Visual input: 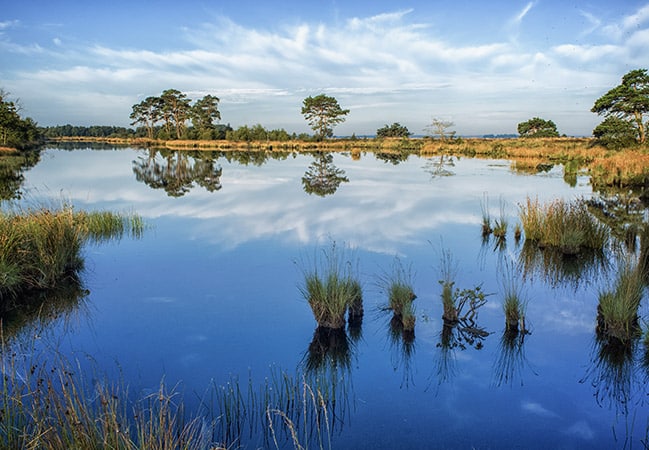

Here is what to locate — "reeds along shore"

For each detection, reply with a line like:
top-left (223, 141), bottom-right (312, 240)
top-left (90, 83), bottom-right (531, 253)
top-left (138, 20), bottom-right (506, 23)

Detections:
top-left (46, 136), bottom-right (649, 188)
top-left (0, 206), bottom-right (144, 312)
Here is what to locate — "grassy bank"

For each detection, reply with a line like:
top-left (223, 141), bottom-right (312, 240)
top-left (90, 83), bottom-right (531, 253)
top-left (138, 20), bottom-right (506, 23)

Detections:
top-left (0, 205), bottom-right (144, 313)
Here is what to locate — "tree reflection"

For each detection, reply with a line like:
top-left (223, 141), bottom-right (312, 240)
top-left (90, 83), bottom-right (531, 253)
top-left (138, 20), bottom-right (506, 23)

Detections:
top-left (132, 149), bottom-right (222, 197)
top-left (301, 153), bottom-right (349, 196)
top-left (422, 155), bottom-right (455, 178)
top-left (0, 150), bottom-right (40, 201)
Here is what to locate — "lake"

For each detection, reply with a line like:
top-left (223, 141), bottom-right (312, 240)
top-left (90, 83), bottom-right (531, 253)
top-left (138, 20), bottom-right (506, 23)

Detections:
top-left (4, 145), bottom-right (649, 449)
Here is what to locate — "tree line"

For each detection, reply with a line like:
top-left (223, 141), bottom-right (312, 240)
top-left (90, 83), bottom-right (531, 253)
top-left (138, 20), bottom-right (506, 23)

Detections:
top-left (2, 68), bottom-right (649, 149)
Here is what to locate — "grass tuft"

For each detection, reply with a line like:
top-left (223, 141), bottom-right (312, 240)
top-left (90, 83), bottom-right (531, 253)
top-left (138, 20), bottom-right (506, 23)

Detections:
top-left (299, 242), bottom-right (361, 329)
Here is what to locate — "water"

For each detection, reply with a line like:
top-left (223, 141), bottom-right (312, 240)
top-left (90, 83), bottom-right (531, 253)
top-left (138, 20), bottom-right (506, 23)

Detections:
top-left (5, 146), bottom-right (649, 449)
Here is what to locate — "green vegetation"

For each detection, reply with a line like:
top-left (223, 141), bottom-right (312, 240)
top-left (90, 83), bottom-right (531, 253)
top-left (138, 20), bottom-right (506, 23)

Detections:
top-left (0, 344), bottom-right (342, 450)
top-left (592, 116), bottom-right (639, 150)
top-left (376, 122), bottom-right (411, 138)
top-left (592, 68), bottom-right (649, 145)
top-left (0, 205), bottom-right (144, 311)
top-left (378, 257), bottom-right (417, 332)
top-left (519, 197), bottom-right (609, 255)
top-left (597, 261), bottom-right (644, 343)
top-left (299, 242), bottom-right (361, 329)
top-left (492, 199), bottom-right (508, 241)
top-left (517, 117), bottom-right (560, 138)
top-left (301, 94), bottom-right (350, 140)
top-left (501, 264), bottom-right (528, 332)
top-left (438, 248), bottom-right (488, 324)
top-left (0, 89), bottom-right (41, 149)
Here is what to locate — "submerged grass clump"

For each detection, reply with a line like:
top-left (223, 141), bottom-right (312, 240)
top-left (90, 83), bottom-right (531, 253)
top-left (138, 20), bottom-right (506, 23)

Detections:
top-left (597, 260), bottom-right (644, 343)
top-left (519, 197), bottom-right (609, 254)
top-left (300, 242), bottom-right (361, 329)
top-left (0, 205), bottom-right (144, 311)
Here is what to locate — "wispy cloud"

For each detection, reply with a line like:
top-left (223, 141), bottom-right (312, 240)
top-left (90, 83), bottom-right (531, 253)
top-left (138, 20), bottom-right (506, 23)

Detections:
top-left (3, 5), bottom-right (645, 135)
top-left (510, 2), bottom-right (535, 27)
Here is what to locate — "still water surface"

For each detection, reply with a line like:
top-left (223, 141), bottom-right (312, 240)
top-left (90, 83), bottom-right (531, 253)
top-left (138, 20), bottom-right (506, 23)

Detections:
top-left (10, 147), bottom-right (649, 448)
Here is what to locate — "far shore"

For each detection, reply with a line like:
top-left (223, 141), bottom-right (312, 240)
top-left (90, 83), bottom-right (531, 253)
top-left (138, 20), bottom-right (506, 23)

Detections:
top-left (43, 136), bottom-right (649, 189)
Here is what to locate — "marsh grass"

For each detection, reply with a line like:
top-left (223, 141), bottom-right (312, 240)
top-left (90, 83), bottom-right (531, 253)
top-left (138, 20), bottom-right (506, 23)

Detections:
top-left (0, 341), bottom-right (213, 450)
top-left (597, 260), bottom-right (644, 343)
top-left (0, 336), bottom-right (343, 450)
top-left (492, 198), bottom-right (508, 241)
top-left (519, 197), bottom-right (609, 254)
top-left (480, 193), bottom-right (492, 237)
top-left (500, 261), bottom-right (528, 333)
top-left (377, 257), bottom-right (416, 331)
top-left (0, 205), bottom-right (144, 312)
top-left (299, 242), bottom-right (361, 329)
top-left (438, 248), bottom-right (459, 322)
top-left (437, 248), bottom-right (488, 325)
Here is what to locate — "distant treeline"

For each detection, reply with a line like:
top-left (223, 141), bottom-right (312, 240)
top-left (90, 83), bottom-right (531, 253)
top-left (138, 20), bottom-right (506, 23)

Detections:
top-left (40, 123), bottom-right (319, 142)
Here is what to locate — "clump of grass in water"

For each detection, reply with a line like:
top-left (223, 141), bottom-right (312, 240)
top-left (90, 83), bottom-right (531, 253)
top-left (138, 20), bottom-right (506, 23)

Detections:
top-left (0, 205), bottom-right (144, 309)
top-left (378, 256), bottom-right (416, 331)
top-left (492, 198), bottom-right (508, 241)
top-left (480, 193), bottom-right (492, 237)
top-left (519, 196), bottom-right (609, 255)
top-left (500, 263), bottom-right (528, 333)
top-left (300, 242), bottom-right (361, 329)
top-left (597, 259), bottom-right (644, 343)
top-left (439, 248), bottom-right (459, 323)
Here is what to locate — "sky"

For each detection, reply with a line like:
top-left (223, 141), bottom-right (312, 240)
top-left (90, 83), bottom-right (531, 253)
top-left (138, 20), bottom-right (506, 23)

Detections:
top-left (1, 1), bottom-right (648, 136)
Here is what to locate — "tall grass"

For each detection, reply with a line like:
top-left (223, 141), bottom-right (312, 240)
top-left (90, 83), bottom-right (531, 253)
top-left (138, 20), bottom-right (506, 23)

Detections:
top-left (377, 257), bottom-right (416, 331)
top-left (0, 336), bottom-right (345, 450)
top-left (519, 197), bottom-right (609, 254)
top-left (0, 205), bottom-right (144, 312)
top-left (299, 242), bottom-right (361, 329)
top-left (597, 260), bottom-right (644, 343)
top-left (500, 263), bottom-right (528, 333)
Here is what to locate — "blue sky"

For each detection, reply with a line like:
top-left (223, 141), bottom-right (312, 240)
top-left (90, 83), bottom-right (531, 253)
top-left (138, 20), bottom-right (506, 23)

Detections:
top-left (1, 1), bottom-right (648, 136)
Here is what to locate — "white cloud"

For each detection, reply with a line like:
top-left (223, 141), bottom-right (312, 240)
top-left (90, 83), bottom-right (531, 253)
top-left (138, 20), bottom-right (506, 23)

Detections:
top-left (602, 4), bottom-right (649, 40)
top-left (3, 6), bottom-right (645, 134)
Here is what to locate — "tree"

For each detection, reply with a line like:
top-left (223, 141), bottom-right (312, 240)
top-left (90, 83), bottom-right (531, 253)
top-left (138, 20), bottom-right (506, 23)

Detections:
top-left (591, 68), bottom-right (649, 144)
top-left (376, 122), bottom-right (411, 138)
top-left (517, 117), bottom-right (559, 138)
top-left (0, 88), bottom-right (40, 148)
top-left (592, 116), bottom-right (638, 149)
top-left (301, 94), bottom-right (349, 139)
top-left (424, 118), bottom-right (456, 140)
top-left (130, 96), bottom-right (163, 139)
top-left (190, 95), bottom-right (221, 139)
top-left (161, 89), bottom-right (191, 139)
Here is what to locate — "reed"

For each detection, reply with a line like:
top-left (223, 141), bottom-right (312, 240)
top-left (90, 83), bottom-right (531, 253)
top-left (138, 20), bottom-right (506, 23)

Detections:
top-left (597, 260), bottom-right (644, 342)
top-left (519, 197), bottom-right (609, 254)
top-left (501, 272), bottom-right (527, 333)
top-left (300, 242), bottom-right (361, 329)
top-left (492, 198), bottom-right (508, 241)
top-left (480, 193), bottom-right (492, 237)
top-left (438, 248), bottom-right (459, 323)
top-left (0, 206), bottom-right (144, 311)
